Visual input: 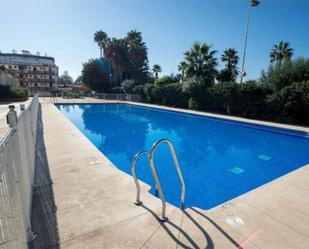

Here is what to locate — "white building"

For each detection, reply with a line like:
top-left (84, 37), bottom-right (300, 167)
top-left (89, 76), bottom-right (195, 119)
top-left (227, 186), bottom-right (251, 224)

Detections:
top-left (0, 50), bottom-right (59, 95)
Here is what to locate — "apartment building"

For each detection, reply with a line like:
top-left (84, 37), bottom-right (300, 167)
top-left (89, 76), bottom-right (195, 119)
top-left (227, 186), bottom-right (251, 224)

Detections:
top-left (0, 50), bottom-right (58, 95)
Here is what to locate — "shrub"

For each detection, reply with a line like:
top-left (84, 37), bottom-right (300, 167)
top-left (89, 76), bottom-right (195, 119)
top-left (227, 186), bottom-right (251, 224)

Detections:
top-left (266, 81), bottom-right (309, 124)
top-left (10, 86), bottom-right (28, 97)
top-left (208, 82), bottom-right (273, 118)
top-left (0, 85), bottom-right (28, 99)
top-left (121, 79), bottom-right (136, 93)
top-left (154, 75), bottom-right (179, 87)
top-left (260, 57), bottom-right (309, 91)
top-left (182, 79), bottom-right (214, 110)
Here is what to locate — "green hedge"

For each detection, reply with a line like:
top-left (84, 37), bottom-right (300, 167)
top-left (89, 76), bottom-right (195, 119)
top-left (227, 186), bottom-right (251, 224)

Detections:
top-left (136, 80), bottom-right (309, 125)
top-left (0, 85), bottom-right (28, 99)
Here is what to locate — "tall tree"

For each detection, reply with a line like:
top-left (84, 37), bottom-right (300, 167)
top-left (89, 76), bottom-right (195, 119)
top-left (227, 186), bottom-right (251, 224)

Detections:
top-left (59, 71), bottom-right (73, 86)
top-left (152, 64), bottom-right (162, 79)
top-left (82, 59), bottom-right (111, 91)
top-left (125, 30), bottom-right (149, 82)
top-left (217, 48), bottom-right (239, 82)
top-left (178, 61), bottom-right (187, 82)
top-left (94, 30), bottom-right (108, 58)
top-left (183, 42), bottom-right (217, 85)
top-left (94, 30), bottom-right (149, 84)
top-left (270, 41), bottom-right (293, 63)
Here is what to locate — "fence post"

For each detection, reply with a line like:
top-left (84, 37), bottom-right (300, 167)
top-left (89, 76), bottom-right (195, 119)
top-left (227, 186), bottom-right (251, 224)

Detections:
top-left (6, 105), bottom-right (18, 128)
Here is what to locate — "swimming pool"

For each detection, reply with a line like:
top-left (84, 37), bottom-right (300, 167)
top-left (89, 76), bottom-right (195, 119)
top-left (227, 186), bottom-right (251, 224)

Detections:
top-left (57, 103), bottom-right (309, 210)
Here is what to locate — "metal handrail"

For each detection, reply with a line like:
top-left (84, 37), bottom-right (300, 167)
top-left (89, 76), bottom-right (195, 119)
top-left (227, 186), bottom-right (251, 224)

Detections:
top-left (150, 139), bottom-right (186, 210)
top-left (131, 151), bottom-right (149, 205)
top-left (131, 138), bottom-right (186, 222)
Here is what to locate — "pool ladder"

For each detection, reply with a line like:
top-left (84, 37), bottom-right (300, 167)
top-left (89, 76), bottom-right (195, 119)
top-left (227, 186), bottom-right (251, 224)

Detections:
top-left (131, 138), bottom-right (186, 221)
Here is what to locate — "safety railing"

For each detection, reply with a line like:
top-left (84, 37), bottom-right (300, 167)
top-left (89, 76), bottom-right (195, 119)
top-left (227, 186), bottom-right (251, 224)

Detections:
top-left (0, 95), bottom-right (39, 248)
top-left (131, 138), bottom-right (186, 221)
top-left (36, 92), bottom-right (141, 102)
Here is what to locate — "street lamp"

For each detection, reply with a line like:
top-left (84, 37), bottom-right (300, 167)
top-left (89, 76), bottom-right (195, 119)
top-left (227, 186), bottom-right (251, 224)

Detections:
top-left (240, 0), bottom-right (260, 83)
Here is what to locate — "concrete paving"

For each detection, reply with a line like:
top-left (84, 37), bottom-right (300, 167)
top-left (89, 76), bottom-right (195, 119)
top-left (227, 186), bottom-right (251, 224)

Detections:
top-left (30, 100), bottom-right (309, 249)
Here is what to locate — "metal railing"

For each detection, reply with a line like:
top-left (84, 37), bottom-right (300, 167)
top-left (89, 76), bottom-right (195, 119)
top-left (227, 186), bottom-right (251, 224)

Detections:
top-left (131, 138), bottom-right (186, 221)
top-left (0, 95), bottom-right (39, 248)
top-left (51, 92), bottom-right (141, 102)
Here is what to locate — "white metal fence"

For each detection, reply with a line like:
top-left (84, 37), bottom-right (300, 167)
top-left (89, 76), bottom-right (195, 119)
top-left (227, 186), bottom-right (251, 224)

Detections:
top-left (0, 95), bottom-right (39, 249)
top-left (54, 93), bottom-right (141, 102)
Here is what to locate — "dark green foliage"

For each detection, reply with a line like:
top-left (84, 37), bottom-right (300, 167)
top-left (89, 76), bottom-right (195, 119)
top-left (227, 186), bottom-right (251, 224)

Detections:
top-left (209, 82), bottom-right (273, 118)
top-left (81, 59), bottom-right (111, 92)
top-left (217, 48), bottom-right (239, 83)
top-left (266, 81), bottom-right (309, 124)
top-left (154, 75), bottom-right (179, 87)
top-left (94, 29), bottom-right (149, 84)
top-left (182, 79), bottom-right (213, 110)
top-left (260, 57), bottom-right (309, 91)
top-left (182, 42), bottom-right (218, 86)
top-left (136, 83), bottom-right (188, 108)
top-left (0, 85), bottom-right (28, 99)
top-left (270, 41), bottom-right (293, 63)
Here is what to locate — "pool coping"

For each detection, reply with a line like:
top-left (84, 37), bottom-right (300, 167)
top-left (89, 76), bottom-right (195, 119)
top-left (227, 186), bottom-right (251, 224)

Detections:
top-left (55, 99), bottom-right (309, 138)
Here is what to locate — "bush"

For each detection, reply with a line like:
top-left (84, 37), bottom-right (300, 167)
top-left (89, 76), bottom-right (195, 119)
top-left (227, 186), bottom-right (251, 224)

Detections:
top-left (182, 79), bottom-right (214, 110)
top-left (208, 82), bottom-right (273, 118)
top-left (135, 83), bottom-right (188, 108)
top-left (10, 86), bottom-right (28, 97)
top-left (0, 85), bottom-right (28, 99)
top-left (154, 75), bottom-right (179, 87)
top-left (121, 79), bottom-right (136, 93)
top-left (260, 57), bottom-right (309, 91)
top-left (266, 81), bottom-right (309, 124)
top-left (157, 83), bottom-right (188, 108)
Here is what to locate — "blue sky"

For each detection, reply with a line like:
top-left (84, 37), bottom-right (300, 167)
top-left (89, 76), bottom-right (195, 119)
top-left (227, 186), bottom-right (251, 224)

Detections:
top-left (1, 0), bottom-right (308, 81)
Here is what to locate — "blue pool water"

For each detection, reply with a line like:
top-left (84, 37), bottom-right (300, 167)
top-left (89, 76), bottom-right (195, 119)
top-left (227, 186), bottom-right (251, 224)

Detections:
top-left (57, 103), bottom-right (309, 210)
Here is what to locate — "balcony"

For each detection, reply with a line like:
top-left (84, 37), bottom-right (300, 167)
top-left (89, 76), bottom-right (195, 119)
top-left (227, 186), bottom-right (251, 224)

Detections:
top-left (21, 69), bottom-right (57, 75)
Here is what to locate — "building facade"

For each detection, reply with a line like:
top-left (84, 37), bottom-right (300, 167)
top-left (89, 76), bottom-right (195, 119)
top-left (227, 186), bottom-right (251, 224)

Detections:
top-left (0, 66), bottom-right (20, 87)
top-left (0, 50), bottom-right (58, 95)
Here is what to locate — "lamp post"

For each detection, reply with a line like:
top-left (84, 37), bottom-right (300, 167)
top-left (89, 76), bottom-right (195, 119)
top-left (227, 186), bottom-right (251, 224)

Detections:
top-left (240, 0), bottom-right (260, 83)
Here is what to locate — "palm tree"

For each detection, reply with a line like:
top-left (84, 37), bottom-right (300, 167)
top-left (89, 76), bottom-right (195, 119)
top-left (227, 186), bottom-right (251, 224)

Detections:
top-left (218, 48), bottom-right (239, 82)
top-left (125, 30), bottom-right (149, 82)
top-left (94, 30), bottom-right (108, 58)
top-left (183, 42), bottom-right (217, 85)
top-left (152, 64), bottom-right (162, 79)
top-left (270, 41), bottom-right (293, 63)
top-left (105, 38), bottom-right (130, 83)
top-left (178, 61), bottom-right (187, 82)
top-left (221, 48), bottom-right (239, 70)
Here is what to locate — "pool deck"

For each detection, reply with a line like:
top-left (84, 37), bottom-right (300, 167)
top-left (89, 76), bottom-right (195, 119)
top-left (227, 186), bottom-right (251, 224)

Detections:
top-left (25, 98), bottom-right (309, 248)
